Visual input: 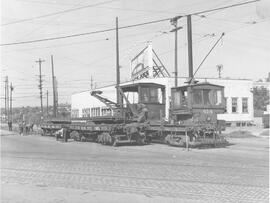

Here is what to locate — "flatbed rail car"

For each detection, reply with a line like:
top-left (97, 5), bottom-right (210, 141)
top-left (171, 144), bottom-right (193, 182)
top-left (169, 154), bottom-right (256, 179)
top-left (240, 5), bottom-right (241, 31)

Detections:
top-left (41, 121), bottom-right (227, 147)
top-left (41, 82), bottom-right (228, 147)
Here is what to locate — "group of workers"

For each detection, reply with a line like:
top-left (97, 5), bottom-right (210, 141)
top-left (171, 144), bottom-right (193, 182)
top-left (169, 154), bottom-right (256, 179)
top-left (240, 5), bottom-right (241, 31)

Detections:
top-left (7, 120), bottom-right (34, 135)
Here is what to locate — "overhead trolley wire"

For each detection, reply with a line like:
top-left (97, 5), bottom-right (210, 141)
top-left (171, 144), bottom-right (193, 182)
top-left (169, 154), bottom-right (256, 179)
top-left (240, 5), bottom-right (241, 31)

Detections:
top-left (0, 0), bottom-right (259, 46)
top-left (1, 0), bottom-right (118, 26)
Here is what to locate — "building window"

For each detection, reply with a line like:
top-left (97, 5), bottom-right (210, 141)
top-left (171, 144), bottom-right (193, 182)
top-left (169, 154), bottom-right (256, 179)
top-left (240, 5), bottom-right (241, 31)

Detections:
top-left (71, 109), bottom-right (79, 118)
top-left (232, 97), bottom-right (238, 113)
top-left (101, 108), bottom-right (112, 116)
top-left (91, 107), bottom-right (100, 117)
top-left (82, 108), bottom-right (90, 117)
top-left (242, 98), bottom-right (248, 113)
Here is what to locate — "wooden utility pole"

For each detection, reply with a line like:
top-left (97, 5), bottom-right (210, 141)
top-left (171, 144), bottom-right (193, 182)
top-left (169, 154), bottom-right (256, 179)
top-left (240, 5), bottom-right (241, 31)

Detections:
top-left (4, 76), bottom-right (8, 120)
top-left (46, 90), bottom-right (49, 118)
top-left (51, 55), bottom-right (57, 117)
top-left (187, 15), bottom-right (194, 80)
top-left (10, 83), bottom-right (14, 123)
top-left (36, 58), bottom-right (45, 119)
top-left (170, 16), bottom-right (183, 87)
top-left (115, 17), bottom-right (121, 106)
top-left (5, 76), bottom-right (9, 121)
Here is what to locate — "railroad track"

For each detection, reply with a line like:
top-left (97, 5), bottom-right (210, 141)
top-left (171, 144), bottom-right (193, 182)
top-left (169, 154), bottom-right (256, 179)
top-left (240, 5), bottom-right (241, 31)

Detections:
top-left (2, 154), bottom-right (268, 171)
top-left (2, 166), bottom-right (268, 203)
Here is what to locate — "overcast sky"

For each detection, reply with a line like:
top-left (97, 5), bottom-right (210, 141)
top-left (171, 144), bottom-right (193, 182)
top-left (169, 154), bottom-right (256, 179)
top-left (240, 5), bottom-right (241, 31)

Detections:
top-left (1, 0), bottom-right (270, 107)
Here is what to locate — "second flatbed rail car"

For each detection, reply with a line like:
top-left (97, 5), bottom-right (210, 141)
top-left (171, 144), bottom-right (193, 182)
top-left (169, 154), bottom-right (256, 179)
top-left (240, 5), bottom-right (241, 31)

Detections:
top-left (40, 122), bottom-right (188, 136)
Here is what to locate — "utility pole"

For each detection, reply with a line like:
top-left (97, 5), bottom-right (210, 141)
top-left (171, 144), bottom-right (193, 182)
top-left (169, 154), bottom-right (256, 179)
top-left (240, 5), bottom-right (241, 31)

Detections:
top-left (4, 76), bottom-right (8, 120)
top-left (217, 64), bottom-right (223, 78)
top-left (187, 15), bottom-right (194, 81)
top-left (46, 90), bottom-right (49, 118)
top-left (10, 83), bottom-right (14, 123)
top-left (51, 55), bottom-right (57, 117)
top-left (55, 77), bottom-right (58, 113)
top-left (115, 17), bottom-right (121, 106)
top-left (6, 76), bottom-right (9, 121)
top-left (170, 16), bottom-right (183, 87)
top-left (36, 58), bottom-right (45, 119)
top-left (90, 75), bottom-right (93, 90)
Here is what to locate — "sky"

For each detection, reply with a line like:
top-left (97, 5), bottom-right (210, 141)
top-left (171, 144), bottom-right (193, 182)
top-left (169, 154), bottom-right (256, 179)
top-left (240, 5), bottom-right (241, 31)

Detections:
top-left (1, 0), bottom-right (270, 107)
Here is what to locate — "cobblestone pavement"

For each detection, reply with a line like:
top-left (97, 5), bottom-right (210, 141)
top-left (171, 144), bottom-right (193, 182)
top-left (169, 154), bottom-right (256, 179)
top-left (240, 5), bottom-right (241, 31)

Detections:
top-left (1, 130), bottom-right (269, 202)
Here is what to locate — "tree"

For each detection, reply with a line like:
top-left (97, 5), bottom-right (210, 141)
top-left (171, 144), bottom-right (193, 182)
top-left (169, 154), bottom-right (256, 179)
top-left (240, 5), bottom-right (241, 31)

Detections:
top-left (253, 86), bottom-right (269, 111)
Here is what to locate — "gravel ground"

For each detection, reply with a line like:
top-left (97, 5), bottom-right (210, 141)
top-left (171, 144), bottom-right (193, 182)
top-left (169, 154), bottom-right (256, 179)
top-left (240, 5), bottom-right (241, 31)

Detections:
top-left (1, 129), bottom-right (269, 203)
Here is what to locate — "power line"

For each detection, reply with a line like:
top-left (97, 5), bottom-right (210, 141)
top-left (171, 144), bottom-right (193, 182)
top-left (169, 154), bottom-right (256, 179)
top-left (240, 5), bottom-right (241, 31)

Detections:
top-left (191, 0), bottom-right (259, 16)
top-left (0, 28), bottom-right (116, 46)
top-left (0, 0), bottom-right (259, 46)
top-left (3, 30), bottom-right (162, 53)
top-left (0, 19), bottom-right (170, 46)
top-left (1, 0), bottom-right (118, 26)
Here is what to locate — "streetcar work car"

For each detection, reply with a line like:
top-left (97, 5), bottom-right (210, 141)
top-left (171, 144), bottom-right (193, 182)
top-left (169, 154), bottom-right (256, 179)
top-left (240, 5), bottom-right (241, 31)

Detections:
top-left (167, 82), bottom-right (228, 147)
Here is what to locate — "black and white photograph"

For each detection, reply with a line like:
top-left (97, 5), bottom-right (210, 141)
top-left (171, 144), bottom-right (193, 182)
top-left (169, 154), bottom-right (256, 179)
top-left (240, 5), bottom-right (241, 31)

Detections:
top-left (1, 0), bottom-right (269, 202)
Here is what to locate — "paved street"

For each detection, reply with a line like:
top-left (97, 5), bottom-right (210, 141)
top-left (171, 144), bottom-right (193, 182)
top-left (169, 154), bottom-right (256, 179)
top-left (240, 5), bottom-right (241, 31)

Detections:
top-left (1, 129), bottom-right (269, 202)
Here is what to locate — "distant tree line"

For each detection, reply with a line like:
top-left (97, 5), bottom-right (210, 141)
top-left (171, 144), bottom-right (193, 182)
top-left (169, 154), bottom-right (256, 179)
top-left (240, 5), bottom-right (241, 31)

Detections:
top-left (253, 86), bottom-right (269, 115)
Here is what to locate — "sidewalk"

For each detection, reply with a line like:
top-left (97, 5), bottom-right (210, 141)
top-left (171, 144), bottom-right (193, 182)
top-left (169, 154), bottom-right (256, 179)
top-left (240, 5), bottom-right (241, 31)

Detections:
top-left (223, 126), bottom-right (269, 137)
top-left (0, 129), bottom-right (18, 136)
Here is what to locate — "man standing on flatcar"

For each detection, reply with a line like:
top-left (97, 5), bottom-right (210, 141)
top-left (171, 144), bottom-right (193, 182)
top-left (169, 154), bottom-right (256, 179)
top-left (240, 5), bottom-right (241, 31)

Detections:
top-left (137, 103), bottom-right (148, 123)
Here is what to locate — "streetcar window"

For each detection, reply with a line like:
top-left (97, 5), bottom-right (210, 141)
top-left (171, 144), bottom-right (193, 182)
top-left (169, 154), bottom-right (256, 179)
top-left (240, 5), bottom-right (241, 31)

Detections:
top-left (141, 87), bottom-right (162, 103)
top-left (203, 89), bottom-right (211, 105)
top-left (141, 88), bottom-right (149, 102)
top-left (123, 92), bottom-right (138, 105)
top-left (193, 89), bottom-right (203, 105)
top-left (149, 88), bottom-right (158, 102)
top-left (173, 91), bottom-right (181, 108)
top-left (182, 90), bottom-right (188, 107)
top-left (212, 90), bottom-right (222, 105)
top-left (172, 90), bottom-right (187, 108)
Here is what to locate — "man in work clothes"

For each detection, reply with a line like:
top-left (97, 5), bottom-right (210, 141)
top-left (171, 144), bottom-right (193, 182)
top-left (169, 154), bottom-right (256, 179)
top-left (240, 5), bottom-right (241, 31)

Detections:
top-left (8, 121), bottom-right (12, 131)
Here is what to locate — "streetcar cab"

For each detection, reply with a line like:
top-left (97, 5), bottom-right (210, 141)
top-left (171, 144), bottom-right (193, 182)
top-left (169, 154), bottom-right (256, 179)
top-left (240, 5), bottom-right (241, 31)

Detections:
top-left (121, 83), bottom-right (166, 120)
top-left (171, 82), bottom-right (225, 121)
